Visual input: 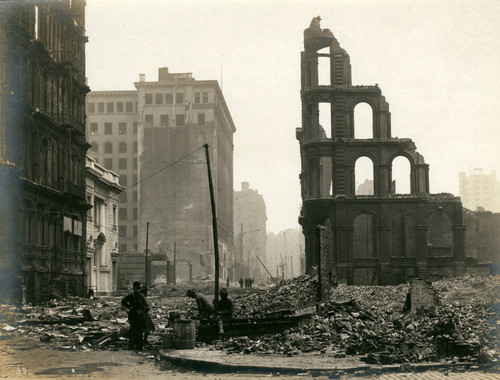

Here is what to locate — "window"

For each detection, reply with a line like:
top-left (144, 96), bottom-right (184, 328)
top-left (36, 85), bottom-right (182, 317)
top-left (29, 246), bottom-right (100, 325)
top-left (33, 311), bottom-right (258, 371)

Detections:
top-left (120, 244), bottom-right (127, 253)
top-left (119, 226), bottom-right (127, 238)
top-left (176, 93), bottom-right (184, 104)
top-left (97, 102), bottom-right (104, 112)
top-left (194, 93), bottom-right (200, 104)
top-left (119, 142), bottom-right (127, 153)
top-left (104, 123), bottom-right (112, 134)
top-left (119, 158), bottom-right (127, 170)
top-left (133, 122), bottom-right (138, 134)
top-left (112, 205), bottom-right (117, 226)
top-left (145, 93), bottom-right (153, 104)
top-left (120, 174), bottom-right (127, 186)
top-left (94, 198), bottom-right (102, 225)
top-left (202, 92), bottom-right (208, 103)
top-left (176, 114), bottom-right (185, 126)
top-left (133, 244), bottom-right (138, 251)
top-left (133, 208), bottom-right (138, 219)
top-left (119, 208), bottom-right (127, 220)
top-left (198, 113), bottom-right (205, 125)
top-left (155, 93), bottom-right (163, 104)
top-left (104, 142), bottom-right (113, 154)
top-left (119, 192), bottom-right (127, 202)
top-left (104, 158), bottom-right (113, 169)
top-left (119, 122), bottom-right (127, 134)
top-left (88, 103), bottom-right (95, 113)
top-left (165, 93), bottom-right (173, 104)
top-left (126, 102), bottom-right (133, 112)
top-left (133, 225), bottom-right (138, 238)
top-left (90, 123), bottom-right (98, 135)
top-left (160, 114), bottom-right (169, 126)
top-left (107, 102), bottom-right (114, 113)
top-left (90, 142), bottom-right (98, 155)
top-left (116, 102), bottom-right (123, 112)
top-left (145, 114), bottom-right (153, 126)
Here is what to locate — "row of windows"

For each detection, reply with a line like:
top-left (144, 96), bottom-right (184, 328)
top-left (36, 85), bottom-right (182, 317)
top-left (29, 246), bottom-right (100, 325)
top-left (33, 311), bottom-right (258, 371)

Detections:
top-left (144, 112), bottom-right (205, 127)
top-left (144, 92), bottom-right (209, 105)
top-left (90, 122), bottom-right (138, 136)
top-left (97, 157), bottom-right (138, 174)
top-left (119, 225), bottom-right (138, 238)
top-left (119, 207), bottom-right (138, 220)
top-left (90, 141), bottom-right (138, 155)
top-left (88, 101), bottom-right (137, 114)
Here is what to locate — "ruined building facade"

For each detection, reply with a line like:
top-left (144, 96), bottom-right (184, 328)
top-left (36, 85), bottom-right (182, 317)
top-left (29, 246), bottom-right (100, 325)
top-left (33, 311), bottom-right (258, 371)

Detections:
top-left (0, 1), bottom-right (90, 302)
top-left (297, 19), bottom-right (467, 285)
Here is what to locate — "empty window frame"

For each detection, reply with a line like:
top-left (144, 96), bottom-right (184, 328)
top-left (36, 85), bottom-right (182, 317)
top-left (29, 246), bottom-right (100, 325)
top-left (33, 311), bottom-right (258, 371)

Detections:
top-left (107, 102), bottom-right (114, 113)
top-left (118, 122), bottom-right (127, 134)
top-left (145, 94), bottom-right (153, 104)
top-left (104, 123), bottom-right (112, 135)
top-left (155, 93), bottom-right (163, 104)
top-left (90, 123), bottom-right (98, 135)
top-left (160, 114), bottom-right (169, 126)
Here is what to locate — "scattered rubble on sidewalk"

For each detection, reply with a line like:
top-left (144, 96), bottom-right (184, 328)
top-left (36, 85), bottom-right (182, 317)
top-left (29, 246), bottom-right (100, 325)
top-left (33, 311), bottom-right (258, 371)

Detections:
top-left (1, 275), bottom-right (499, 365)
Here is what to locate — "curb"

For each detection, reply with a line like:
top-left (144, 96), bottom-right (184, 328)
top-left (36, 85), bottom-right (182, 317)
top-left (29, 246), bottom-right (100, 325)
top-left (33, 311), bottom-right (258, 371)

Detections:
top-left (159, 349), bottom-right (497, 376)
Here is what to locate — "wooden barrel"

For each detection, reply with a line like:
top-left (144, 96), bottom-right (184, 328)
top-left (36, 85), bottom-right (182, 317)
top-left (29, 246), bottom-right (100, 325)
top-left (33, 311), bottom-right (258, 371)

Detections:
top-left (173, 319), bottom-right (196, 349)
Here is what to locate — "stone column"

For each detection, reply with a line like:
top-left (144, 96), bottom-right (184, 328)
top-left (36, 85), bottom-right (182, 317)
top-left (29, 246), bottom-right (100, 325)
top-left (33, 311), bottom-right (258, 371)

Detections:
top-left (415, 225), bottom-right (429, 278)
top-left (379, 226), bottom-right (392, 285)
top-left (317, 225), bottom-right (331, 301)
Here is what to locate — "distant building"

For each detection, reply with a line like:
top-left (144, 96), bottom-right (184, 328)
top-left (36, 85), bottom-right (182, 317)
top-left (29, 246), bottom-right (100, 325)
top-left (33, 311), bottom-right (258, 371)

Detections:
top-left (459, 169), bottom-right (500, 212)
top-left (356, 179), bottom-right (374, 195)
top-left (0, 0), bottom-right (90, 302)
top-left (85, 156), bottom-right (124, 295)
top-left (267, 228), bottom-right (305, 281)
top-left (463, 208), bottom-right (500, 265)
top-left (86, 68), bottom-right (236, 280)
top-left (234, 182), bottom-right (267, 280)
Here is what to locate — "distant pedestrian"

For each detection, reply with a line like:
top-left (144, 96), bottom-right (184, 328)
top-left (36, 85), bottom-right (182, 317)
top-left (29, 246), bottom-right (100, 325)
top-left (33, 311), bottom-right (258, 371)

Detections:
top-left (121, 282), bottom-right (148, 351)
top-left (239, 278), bottom-right (244, 289)
top-left (244, 278), bottom-right (249, 289)
top-left (226, 277), bottom-right (230, 288)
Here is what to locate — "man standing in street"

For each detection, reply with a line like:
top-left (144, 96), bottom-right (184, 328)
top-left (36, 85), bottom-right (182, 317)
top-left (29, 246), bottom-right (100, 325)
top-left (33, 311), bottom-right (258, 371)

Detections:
top-left (216, 287), bottom-right (233, 336)
top-left (122, 282), bottom-right (148, 351)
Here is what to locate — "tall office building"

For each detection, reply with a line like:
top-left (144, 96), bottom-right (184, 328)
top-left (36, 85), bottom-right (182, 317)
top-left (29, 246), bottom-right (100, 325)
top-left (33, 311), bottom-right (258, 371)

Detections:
top-left (459, 169), bottom-right (499, 212)
top-left (0, 0), bottom-right (89, 302)
top-left (233, 182), bottom-right (267, 280)
top-left (86, 68), bottom-right (236, 279)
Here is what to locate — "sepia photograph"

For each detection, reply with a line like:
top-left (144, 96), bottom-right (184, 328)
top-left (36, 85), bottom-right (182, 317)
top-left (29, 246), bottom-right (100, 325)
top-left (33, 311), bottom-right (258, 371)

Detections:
top-left (0, 0), bottom-right (499, 378)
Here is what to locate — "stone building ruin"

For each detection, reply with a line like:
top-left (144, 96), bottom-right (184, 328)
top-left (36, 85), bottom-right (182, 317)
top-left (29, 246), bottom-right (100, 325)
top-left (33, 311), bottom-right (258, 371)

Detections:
top-left (297, 18), bottom-right (468, 285)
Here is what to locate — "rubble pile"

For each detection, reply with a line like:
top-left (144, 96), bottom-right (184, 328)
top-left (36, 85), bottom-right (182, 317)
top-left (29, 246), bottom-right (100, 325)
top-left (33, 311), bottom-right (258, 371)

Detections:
top-left (215, 275), bottom-right (500, 364)
top-left (231, 275), bottom-right (318, 318)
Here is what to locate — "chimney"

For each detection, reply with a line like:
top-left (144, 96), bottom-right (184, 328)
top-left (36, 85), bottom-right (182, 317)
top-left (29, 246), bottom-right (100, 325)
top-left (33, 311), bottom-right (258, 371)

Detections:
top-left (158, 67), bottom-right (169, 81)
top-left (241, 181), bottom-right (250, 191)
top-left (139, 74), bottom-right (145, 82)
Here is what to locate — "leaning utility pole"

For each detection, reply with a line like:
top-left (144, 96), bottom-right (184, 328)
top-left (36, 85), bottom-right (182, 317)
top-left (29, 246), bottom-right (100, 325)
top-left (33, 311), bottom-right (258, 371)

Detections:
top-left (203, 144), bottom-right (220, 305)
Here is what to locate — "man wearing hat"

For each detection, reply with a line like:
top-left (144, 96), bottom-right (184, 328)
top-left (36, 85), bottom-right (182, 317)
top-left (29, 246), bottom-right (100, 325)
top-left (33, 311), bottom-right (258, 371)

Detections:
top-left (121, 281), bottom-right (148, 350)
top-left (216, 287), bottom-right (233, 336)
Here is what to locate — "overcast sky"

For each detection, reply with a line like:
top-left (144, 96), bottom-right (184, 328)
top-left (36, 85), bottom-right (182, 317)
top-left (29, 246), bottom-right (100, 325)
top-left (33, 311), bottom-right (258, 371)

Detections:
top-left (85, 0), bottom-right (500, 233)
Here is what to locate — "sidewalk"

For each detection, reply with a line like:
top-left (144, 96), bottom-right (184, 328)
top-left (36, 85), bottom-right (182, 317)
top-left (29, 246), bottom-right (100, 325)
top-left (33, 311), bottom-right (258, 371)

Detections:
top-left (160, 347), bottom-right (496, 376)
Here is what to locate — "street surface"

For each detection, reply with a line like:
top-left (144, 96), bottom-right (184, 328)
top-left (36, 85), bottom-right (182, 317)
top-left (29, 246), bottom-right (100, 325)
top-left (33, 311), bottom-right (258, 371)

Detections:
top-left (1, 335), bottom-right (499, 379)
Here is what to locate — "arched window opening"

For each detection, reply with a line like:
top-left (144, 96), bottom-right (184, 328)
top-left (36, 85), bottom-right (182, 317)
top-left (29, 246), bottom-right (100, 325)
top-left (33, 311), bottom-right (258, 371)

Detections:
top-left (318, 102), bottom-right (331, 139)
top-left (427, 213), bottom-right (452, 257)
top-left (319, 157), bottom-right (332, 197)
top-left (104, 142), bottom-right (112, 154)
top-left (355, 156), bottom-right (374, 195)
top-left (391, 156), bottom-right (411, 194)
top-left (317, 47), bottom-right (330, 86)
top-left (119, 142), bottom-right (127, 154)
top-left (353, 102), bottom-right (373, 139)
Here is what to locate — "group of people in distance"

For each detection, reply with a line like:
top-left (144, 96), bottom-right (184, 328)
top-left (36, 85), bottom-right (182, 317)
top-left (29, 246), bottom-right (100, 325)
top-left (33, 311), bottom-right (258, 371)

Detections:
top-left (238, 277), bottom-right (254, 289)
top-left (121, 282), bottom-right (233, 351)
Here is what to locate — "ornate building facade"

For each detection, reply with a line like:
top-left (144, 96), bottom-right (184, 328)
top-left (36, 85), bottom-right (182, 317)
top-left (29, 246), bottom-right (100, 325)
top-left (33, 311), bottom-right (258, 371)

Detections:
top-left (297, 18), bottom-right (467, 285)
top-left (0, 0), bottom-right (90, 302)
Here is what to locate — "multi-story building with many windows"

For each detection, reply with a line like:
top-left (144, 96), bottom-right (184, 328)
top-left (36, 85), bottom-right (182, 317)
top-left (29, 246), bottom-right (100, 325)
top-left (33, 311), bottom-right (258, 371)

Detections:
top-left (0, 0), bottom-right (90, 303)
top-left (86, 67), bottom-right (236, 280)
top-left (459, 169), bottom-right (500, 212)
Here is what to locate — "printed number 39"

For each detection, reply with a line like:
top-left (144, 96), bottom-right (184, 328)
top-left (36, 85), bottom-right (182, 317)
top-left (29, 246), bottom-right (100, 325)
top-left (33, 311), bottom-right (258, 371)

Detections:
top-left (16, 367), bottom-right (27, 375)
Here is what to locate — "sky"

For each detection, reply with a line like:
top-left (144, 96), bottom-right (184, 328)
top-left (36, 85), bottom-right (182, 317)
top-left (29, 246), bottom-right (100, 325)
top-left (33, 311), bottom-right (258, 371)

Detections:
top-left (85, 0), bottom-right (500, 233)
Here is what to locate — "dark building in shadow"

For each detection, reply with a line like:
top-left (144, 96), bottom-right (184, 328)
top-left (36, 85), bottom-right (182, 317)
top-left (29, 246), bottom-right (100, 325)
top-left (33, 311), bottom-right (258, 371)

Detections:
top-left (297, 18), bottom-right (467, 285)
top-left (0, 1), bottom-right (90, 302)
